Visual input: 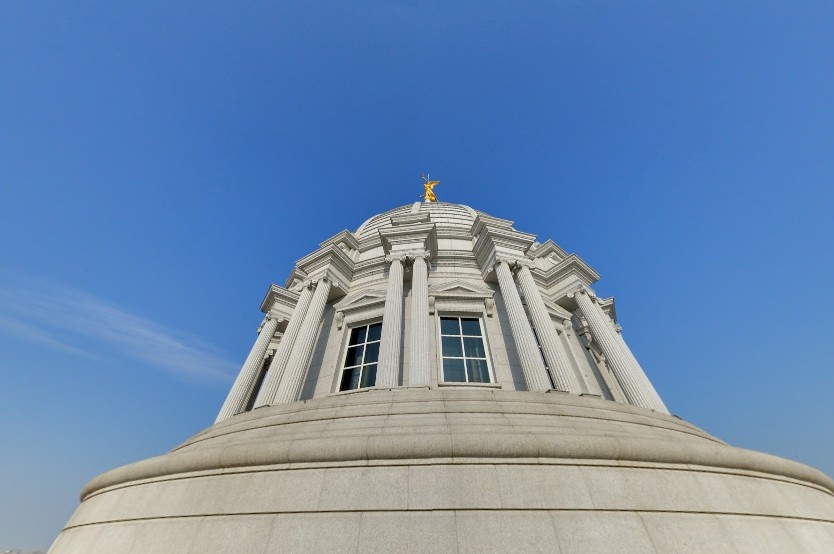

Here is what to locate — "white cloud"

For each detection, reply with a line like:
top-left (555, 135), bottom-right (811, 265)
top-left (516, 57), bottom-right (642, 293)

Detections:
top-left (0, 273), bottom-right (237, 384)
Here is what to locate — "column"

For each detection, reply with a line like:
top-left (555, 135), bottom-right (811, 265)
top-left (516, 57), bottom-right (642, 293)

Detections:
top-left (494, 258), bottom-right (552, 391)
top-left (515, 263), bottom-right (583, 394)
top-left (272, 276), bottom-right (332, 404)
top-left (409, 252), bottom-right (430, 386)
top-left (252, 284), bottom-right (315, 408)
top-left (215, 315), bottom-right (279, 423)
top-left (574, 289), bottom-right (668, 413)
top-left (611, 320), bottom-right (668, 413)
top-left (376, 255), bottom-right (405, 388)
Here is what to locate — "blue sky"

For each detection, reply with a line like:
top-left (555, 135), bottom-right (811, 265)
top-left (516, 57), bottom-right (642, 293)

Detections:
top-left (2, 1), bottom-right (834, 548)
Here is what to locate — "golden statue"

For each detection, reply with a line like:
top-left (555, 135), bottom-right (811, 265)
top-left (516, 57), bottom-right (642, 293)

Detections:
top-left (421, 173), bottom-right (439, 202)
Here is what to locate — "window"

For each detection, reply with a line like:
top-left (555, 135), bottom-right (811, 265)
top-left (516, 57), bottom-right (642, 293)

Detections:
top-left (439, 316), bottom-right (492, 383)
top-left (339, 322), bottom-right (382, 391)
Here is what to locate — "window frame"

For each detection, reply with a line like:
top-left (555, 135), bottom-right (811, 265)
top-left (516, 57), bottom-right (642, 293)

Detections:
top-left (436, 314), bottom-right (496, 385)
top-left (336, 320), bottom-right (383, 392)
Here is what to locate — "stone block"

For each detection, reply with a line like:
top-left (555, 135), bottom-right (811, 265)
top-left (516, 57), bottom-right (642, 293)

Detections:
top-left (356, 511), bottom-right (458, 553)
top-left (456, 510), bottom-right (560, 553)
top-left (266, 513), bottom-right (362, 553)
top-left (407, 465), bottom-right (502, 509)
top-left (550, 511), bottom-right (656, 554)
top-left (187, 514), bottom-right (274, 554)
top-left (495, 465), bottom-right (594, 510)
top-left (318, 465), bottom-right (408, 510)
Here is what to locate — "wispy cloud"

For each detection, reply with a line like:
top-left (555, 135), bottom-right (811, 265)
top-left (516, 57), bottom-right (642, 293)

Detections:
top-left (0, 272), bottom-right (237, 384)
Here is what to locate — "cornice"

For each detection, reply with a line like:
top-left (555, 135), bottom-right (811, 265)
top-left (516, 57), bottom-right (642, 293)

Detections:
top-left (471, 218), bottom-right (537, 280)
top-left (379, 222), bottom-right (438, 257)
top-left (259, 284), bottom-right (302, 316)
top-left (597, 296), bottom-right (617, 323)
top-left (293, 243), bottom-right (355, 293)
top-left (470, 213), bottom-right (515, 236)
top-left (319, 229), bottom-right (360, 254)
top-left (528, 239), bottom-right (569, 263)
top-left (537, 254), bottom-right (600, 290)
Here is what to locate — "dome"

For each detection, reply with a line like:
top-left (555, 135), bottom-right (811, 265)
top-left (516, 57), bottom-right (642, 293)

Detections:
top-left (355, 201), bottom-right (480, 240)
top-left (50, 202), bottom-right (834, 553)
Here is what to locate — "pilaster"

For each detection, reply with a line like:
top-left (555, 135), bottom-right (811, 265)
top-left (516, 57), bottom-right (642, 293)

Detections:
top-left (409, 251), bottom-right (431, 386)
top-left (376, 254), bottom-right (406, 387)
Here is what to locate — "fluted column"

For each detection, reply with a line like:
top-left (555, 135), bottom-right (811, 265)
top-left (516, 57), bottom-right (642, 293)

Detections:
top-left (611, 319), bottom-right (668, 413)
top-left (252, 284), bottom-right (315, 408)
top-left (215, 315), bottom-right (279, 423)
top-left (409, 252), bottom-right (431, 386)
top-left (273, 276), bottom-right (332, 404)
top-left (515, 263), bottom-right (583, 394)
top-left (494, 258), bottom-right (552, 391)
top-left (574, 289), bottom-right (668, 413)
top-left (376, 255), bottom-right (405, 388)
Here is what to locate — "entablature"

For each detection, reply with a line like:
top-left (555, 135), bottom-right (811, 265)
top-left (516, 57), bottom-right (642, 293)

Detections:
top-left (260, 284), bottom-right (301, 319)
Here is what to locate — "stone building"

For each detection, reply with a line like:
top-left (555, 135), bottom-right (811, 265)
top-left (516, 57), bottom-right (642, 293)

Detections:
top-left (51, 202), bottom-right (834, 552)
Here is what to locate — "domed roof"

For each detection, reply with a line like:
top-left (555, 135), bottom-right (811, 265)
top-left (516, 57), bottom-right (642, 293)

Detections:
top-left (355, 202), bottom-right (480, 240)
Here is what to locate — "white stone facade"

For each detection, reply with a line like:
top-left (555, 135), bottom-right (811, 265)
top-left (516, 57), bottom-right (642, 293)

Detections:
top-left (50, 202), bottom-right (834, 553)
top-left (215, 202), bottom-right (665, 414)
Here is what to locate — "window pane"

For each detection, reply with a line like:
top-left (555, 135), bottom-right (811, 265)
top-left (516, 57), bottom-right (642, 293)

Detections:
top-left (344, 345), bottom-right (364, 367)
top-left (440, 317), bottom-right (460, 335)
top-left (349, 326), bottom-right (367, 345)
top-left (441, 336), bottom-right (463, 358)
top-left (466, 359), bottom-right (491, 383)
top-left (443, 358), bottom-right (466, 382)
top-left (460, 318), bottom-right (481, 336)
top-left (463, 337), bottom-right (486, 358)
top-left (363, 342), bottom-right (380, 364)
top-left (340, 367), bottom-right (361, 391)
top-left (360, 364), bottom-right (377, 388)
top-left (367, 322), bottom-right (382, 342)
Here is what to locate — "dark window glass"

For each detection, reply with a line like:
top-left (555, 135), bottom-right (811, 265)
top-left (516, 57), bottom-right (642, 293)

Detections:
top-left (339, 322), bottom-right (382, 391)
top-left (460, 318), bottom-right (481, 336)
top-left (350, 326), bottom-right (367, 344)
top-left (344, 345), bottom-right (364, 368)
top-left (440, 317), bottom-right (460, 335)
top-left (443, 358), bottom-right (466, 382)
top-left (467, 359), bottom-right (490, 383)
top-left (361, 364), bottom-right (377, 388)
top-left (367, 322), bottom-right (382, 342)
top-left (463, 337), bottom-right (486, 358)
top-left (441, 336), bottom-right (463, 357)
top-left (364, 342), bottom-right (380, 363)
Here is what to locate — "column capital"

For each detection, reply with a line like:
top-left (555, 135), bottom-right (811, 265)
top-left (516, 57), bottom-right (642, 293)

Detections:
top-left (385, 253), bottom-right (409, 264)
top-left (568, 286), bottom-right (596, 301)
top-left (407, 250), bottom-right (431, 262)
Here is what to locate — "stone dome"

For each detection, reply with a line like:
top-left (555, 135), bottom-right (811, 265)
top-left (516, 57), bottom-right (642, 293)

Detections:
top-left (355, 201), bottom-right (480, 240)
top-left (50, 202), bottom-right (834, 553)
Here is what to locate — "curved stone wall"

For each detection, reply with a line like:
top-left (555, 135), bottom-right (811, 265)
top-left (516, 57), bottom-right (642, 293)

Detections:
top-left (50, 390), bottom-right (834, 553)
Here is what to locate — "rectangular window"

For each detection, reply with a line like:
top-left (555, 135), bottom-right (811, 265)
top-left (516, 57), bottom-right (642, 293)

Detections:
top-left (439, 316), bottom-right (492, 383)
top-left (339, 322), bottom-right (382, 391)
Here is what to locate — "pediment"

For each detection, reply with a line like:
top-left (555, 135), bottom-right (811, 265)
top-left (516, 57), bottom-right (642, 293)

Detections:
top-left (541, 297), bottom-right (574, 322)
top-left (333, 289), bottom-right (387, 311)
top-left (429, 279), bottom-right (495, 299)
